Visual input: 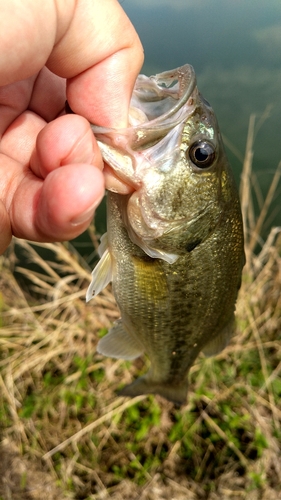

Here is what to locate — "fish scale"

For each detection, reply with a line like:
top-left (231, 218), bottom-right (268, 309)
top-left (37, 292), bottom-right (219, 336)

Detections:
top-left (86, 64), bottom-right (245, 405)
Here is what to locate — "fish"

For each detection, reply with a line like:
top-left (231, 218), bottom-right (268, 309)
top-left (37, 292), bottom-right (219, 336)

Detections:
top-left (86, 64), bottom-right (245, 405)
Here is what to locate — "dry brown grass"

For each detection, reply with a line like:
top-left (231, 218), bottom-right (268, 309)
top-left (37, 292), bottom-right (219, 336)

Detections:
top-left (0, 114), bottom-right (281, 499)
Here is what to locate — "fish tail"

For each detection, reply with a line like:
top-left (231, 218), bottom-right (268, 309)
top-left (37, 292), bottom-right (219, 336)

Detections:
top-left (118, 375), bottom-right (188, 406)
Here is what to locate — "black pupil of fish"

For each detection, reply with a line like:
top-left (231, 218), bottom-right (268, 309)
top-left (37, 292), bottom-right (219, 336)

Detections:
top-left (189, 141), bottom-right (215, 168)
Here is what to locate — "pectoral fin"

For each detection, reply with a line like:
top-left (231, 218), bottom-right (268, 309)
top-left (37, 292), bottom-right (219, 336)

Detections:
top-left (97, 320), bottom-right (144, 360)
top-left (97, 232), bottom-right (109, 257)
top-left (86, 233), bottom-right (112, 302)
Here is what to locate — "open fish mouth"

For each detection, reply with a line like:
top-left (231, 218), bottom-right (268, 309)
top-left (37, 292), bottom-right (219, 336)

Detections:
top-left (90, 64), bottom-right (197, 157)
top-left (85, 65), bottom-right (201, 202)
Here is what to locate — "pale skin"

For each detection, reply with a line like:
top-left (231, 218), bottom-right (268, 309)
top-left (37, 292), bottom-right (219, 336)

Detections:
top-left (0, 0), bottom-right (144, 254)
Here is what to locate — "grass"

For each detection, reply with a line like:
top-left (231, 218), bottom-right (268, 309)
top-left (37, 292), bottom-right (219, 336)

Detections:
top-left (0, 113), bottom-right (281, 499)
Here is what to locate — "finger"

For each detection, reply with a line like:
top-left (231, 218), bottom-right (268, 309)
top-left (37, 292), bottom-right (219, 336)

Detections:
top-left (34, 164), bottom-right (105, 240)
top-left (0, 77), bottom-right (36, 136)
top-left (0, 113), bottom-right (105, 243)
top-left (0, 0), bottom-right (62, 85)
top-left (0, 113), bottom-right (103, 177)
top-left (58, 0), bottom-right (144, 127)
top-left (67, 48), bottom-right (143, 128)
top-left (10, 163), bottom-right (104, 242)
top-left (29, 67), bottom-right (66, 121)
top-left (0, 69), bottom-right (65, 134)
top-left (30, 114), bottom-right (104, 178)
top-left (0, 110), bottom-right (46, 166)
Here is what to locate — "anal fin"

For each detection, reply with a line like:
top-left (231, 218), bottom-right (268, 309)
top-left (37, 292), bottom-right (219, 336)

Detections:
top-left (202, 318), bottom-right (234, 357)
top-left (97, 320), bottom-right (144, 360)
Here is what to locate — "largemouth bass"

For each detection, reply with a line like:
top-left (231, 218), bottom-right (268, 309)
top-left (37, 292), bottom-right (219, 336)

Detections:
top-left (86, 64), bottom-right (245, 405)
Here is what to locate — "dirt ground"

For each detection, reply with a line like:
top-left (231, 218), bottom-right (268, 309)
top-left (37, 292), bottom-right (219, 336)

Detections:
top-left (1, 438), bottom-right (281, 500)
top-left (0, 439), bottom-right (66, 500)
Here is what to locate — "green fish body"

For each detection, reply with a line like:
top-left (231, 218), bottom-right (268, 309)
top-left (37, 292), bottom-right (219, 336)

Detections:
top-left (87, 65), bottom-right (245, 405)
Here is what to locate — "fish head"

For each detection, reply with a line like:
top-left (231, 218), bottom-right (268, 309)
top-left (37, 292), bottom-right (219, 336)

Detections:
top-left (91, 65), bottom-right (239, 263)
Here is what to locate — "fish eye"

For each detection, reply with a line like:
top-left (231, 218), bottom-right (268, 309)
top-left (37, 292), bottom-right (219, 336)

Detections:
top-left (188, 140), bottom-right (216, 169)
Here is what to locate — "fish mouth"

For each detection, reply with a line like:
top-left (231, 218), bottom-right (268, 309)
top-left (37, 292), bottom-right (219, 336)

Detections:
top-left (90, 64), bottom-right (197, 152)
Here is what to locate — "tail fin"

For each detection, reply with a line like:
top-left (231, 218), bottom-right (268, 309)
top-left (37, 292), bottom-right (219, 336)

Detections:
top-left (118, 375), bottom-right (188, 406)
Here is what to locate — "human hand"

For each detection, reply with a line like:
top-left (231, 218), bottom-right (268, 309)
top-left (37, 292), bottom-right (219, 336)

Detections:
top-left (0, 0), bottom-right (144, 254)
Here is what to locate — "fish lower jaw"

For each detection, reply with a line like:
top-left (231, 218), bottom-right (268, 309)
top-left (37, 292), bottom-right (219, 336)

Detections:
top-left (117, 375), bottom-right (188, 406)
top-left (104, 164), bottom-right (138, 194)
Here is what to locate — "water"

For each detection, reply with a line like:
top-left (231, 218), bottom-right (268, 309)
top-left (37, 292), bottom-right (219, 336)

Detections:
top-left (122, 0), bottom-right (281, 176)
top-left (75, 0), bottom-right (281, 259)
